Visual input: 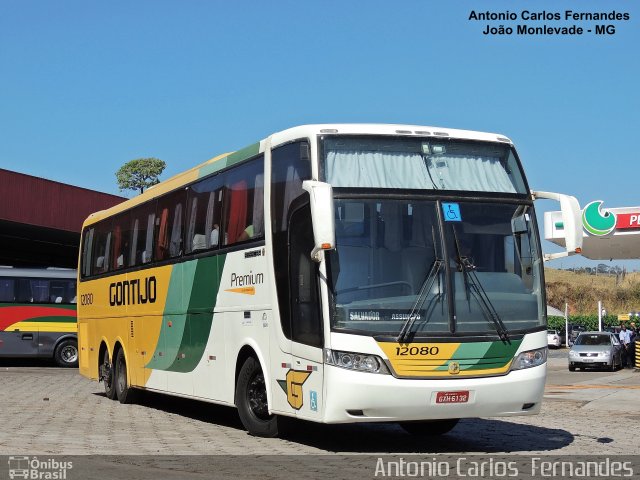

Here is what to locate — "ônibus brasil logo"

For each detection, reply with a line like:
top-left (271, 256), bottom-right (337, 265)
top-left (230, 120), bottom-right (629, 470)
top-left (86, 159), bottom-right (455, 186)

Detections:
top-left (582, 200), bottom-right (616, 236)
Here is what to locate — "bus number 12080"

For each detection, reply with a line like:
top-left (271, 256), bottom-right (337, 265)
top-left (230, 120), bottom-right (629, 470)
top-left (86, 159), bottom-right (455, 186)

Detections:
top-left (395, 346), bottom-right (440, 356)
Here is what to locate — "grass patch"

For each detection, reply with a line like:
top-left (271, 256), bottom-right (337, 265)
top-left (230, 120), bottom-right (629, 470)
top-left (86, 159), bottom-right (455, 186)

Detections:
top-left (545, 268), bottom-right (640, 315)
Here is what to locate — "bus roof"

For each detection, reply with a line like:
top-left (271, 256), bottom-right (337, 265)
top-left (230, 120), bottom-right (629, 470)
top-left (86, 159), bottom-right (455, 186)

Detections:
top-left (270, 124), bottom-right (512, 147)
top-left (82, 123), bottom-right (513, 228)
top-left (0, 267), bottom-right (77, 279)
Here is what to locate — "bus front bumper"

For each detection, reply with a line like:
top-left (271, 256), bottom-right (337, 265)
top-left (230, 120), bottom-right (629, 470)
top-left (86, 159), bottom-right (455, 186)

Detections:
top-left (322, 363), bottom-right (546, 423)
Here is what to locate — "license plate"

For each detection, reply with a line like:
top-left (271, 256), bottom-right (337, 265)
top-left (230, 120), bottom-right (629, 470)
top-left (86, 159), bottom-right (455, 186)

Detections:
top-left (436, 391), bottom-right (469, 404)
top-left (582, 358), bottom-right (593, 363)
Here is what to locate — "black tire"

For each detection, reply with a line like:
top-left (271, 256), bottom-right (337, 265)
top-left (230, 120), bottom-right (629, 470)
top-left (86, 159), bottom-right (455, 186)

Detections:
top-left (610, 358), bottom-right (617, 372)
top-left (569, 365), bottom-right (576, 372)
top-left (236, 357), bottom-right (279, 437)
top-left (102, 348), bottom-right (117, 400)
top-left (54, 339), bottom-right (78, 368)
top-left (399, 419), bottom-right (460, 436)
top-left (115, 348), bottom-right (137, 404)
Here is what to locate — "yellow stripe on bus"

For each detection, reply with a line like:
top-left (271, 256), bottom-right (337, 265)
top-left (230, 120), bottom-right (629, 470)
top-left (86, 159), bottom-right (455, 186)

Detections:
top-left (7, 321), bottom-right (77, 333)
top-left (225, 287), bottom-right (256, 295)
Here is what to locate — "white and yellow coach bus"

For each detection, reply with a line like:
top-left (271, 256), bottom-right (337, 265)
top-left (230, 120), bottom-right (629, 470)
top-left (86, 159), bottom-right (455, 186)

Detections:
top-left (78, 124), bottom-right (582, 437)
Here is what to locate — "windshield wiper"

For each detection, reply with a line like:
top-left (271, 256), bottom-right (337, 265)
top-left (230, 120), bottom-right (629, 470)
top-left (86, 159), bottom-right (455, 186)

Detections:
top-left (451, 226), bottom-right (510, 343)
top-left (397, 258), bottom-right (442, 343)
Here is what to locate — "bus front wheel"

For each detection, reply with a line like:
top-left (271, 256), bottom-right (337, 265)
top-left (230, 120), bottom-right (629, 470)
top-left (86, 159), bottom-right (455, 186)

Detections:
top-left (115, 349), bottom-right (137, 404)
top-left (399, 419), bottom-right (460, 436)
top-left (236, 357), bottom-right (279, 437)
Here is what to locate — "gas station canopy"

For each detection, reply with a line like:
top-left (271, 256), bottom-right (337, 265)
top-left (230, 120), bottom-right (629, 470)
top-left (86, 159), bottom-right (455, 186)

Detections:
top-left (545, 201), bottom-right (640, 260)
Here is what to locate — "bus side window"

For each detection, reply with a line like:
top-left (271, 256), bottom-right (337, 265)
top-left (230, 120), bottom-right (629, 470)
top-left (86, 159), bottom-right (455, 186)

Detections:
top-left (67, 280), bottom-right (77, 304)
top-left (81, 227), bottom-right (94, 278)
top-left (16, 279), bottom-right (31, 302)
top-left (0, 278), bottom-right (15, 302)
top-left (185, 175), bottom-right (223, 254)
top-left (222, 156), bottom-right (264, 246)
top-left (129, 202), bottom-right (156, 266)
top-left (91, 220), bottom-right (112, 275)
top-left (50, 281), bottom-right (66, 303)
top-left (111, 211), bottom-right (131, 270)
top-left (155, 189), bottom-right (186, 261)
top-left (29, 279), bottom-right (50, 303)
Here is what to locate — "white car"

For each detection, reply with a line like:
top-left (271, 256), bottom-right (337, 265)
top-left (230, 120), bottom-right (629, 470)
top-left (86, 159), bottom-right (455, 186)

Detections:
top-left (547, 329), bottom-right (562, 348)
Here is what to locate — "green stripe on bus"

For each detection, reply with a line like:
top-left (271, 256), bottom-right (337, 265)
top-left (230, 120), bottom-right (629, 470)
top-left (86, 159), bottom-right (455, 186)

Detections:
top-left (461, 339), bottom-right (521, 371)
top-left (166, 254), bottom-right (226, 373)
top-left (433, 340), bottom-right (522, 371)
top-left (452, 342), bottom-right (492, 359)
top-left (225, 143), bottom-right (260, 167)
top-left (198, 142), bottom-right (260, 179)
top-left (146, 261), bottom-right (197, 370)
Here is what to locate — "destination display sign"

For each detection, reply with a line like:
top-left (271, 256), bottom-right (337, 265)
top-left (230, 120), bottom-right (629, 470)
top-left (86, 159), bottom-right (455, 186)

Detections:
top-left (348, 310), bottom-right (428, 322)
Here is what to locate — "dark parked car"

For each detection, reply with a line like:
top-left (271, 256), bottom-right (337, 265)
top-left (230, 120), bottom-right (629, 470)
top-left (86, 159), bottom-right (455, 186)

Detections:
top-left (566, 324), bottom-right (586, 345)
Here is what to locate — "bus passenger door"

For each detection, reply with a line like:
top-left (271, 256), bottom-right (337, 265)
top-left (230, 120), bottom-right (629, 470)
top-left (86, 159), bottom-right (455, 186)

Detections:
top-left (287, 203), bottom-right (324, 421)
top-left (270, 140), bottom-right (320, 417)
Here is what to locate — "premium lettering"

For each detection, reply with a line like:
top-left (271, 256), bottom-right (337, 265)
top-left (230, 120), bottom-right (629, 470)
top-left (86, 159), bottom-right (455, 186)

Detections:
top-left (230, 271), bottom-right (264, 288)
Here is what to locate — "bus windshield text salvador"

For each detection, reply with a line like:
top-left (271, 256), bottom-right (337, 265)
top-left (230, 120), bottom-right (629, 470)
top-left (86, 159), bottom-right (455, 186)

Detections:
top-left (77, 124), bottom-right (582, 436)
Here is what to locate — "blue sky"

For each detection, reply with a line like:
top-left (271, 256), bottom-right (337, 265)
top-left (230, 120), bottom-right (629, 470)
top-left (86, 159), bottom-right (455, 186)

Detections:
top-left (1, 0), bottom-right (638, 269)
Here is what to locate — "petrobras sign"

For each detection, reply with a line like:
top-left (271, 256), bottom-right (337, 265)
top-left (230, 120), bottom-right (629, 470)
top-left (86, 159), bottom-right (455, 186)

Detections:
top-left (582, 200), bottom-right (640, 236)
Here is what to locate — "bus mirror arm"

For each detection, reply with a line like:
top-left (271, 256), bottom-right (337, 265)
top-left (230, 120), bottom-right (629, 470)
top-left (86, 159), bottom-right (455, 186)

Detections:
top-left (302, 180), bottom-right (336, 263)
top-left (532, 191), bottom-right (583, 261)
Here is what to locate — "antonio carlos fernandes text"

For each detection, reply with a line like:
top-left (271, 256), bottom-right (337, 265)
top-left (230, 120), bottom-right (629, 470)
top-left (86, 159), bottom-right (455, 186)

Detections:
top-left (374, 457), bottom-right (634, 477)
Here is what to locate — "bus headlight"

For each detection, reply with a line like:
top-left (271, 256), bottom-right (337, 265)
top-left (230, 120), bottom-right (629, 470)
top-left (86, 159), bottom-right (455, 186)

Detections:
top-left (324, 349), bottom-right (390, 374)
top-left (511, 347), bottom-right (547, 370)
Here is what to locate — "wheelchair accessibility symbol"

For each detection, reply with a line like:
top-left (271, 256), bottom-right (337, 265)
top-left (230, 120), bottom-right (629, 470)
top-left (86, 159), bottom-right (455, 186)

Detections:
top-left (442, 203), bottom-right (462, 222)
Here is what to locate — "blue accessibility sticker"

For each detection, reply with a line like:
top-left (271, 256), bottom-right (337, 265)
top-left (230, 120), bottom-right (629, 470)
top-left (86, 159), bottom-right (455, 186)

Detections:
top-left (442, 203), bottom-right (462, 222)
top-left (310, 391), bottom-right (318, 412)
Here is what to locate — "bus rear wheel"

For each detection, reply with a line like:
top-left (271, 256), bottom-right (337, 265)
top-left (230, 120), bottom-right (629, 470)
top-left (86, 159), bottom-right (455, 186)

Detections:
top-left (236, 357), bottom-right (279, 437)
top-left (54, 339), bottom-right (78, 368)
top-left (399, 419), bottom-right (460, 436)
top-left (102, 349), bottom-right (117, 400)
top-left (115, 349), bottom-right (137, 404)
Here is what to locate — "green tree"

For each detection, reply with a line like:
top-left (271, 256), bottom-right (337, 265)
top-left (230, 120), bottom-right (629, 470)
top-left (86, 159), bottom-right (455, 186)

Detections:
top-left (116, 158), bottom-right (166, 194)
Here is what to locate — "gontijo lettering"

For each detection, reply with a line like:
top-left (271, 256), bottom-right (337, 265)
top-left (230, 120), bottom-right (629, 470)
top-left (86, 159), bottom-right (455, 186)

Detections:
top-left (109, 277), bottom-right (157, 306)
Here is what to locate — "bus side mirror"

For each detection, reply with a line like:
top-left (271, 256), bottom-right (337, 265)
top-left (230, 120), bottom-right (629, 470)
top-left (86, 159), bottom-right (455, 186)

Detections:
top-left (302, 180), bottom-right (336, 262)
top-left (532, 190), bottom-right (583, 261)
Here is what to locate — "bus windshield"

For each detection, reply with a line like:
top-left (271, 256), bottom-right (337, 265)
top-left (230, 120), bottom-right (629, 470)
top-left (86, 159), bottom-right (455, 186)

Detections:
top-left (322, 136), bottom-right (527, 194)
top-left (326, 199), bottom-right (544, 336)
